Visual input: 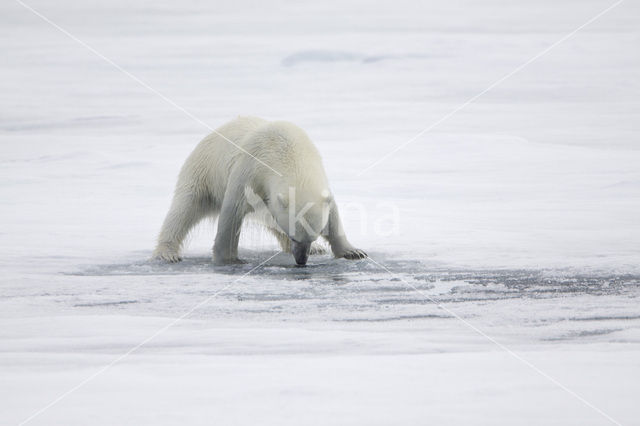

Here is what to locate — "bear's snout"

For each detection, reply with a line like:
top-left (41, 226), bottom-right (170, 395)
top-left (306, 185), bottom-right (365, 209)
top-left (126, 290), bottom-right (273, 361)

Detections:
top-left (291, 240), bottom-right (311, 266)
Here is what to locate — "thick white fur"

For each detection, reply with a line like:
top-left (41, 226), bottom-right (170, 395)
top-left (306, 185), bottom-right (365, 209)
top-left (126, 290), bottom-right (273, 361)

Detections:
top-left (153, 116), bottom-right (366, 264)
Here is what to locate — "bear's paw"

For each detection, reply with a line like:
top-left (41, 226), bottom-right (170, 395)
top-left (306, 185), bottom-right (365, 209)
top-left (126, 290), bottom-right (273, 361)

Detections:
top-left (339, 248), bottom-right (367, 260)
top-left (153, 245), bottom-right (182, 263)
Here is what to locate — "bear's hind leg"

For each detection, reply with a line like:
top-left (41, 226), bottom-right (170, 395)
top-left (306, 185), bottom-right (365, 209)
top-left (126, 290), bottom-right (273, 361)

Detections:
top-left (154, 191), bottom-right (211, 262)
top-left (213, 183), bottom-right (250, 265)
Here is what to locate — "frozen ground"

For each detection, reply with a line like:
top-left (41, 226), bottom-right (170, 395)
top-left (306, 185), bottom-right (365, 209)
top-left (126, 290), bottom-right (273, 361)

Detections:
top-left (1, 0), bottom-right (640, 424)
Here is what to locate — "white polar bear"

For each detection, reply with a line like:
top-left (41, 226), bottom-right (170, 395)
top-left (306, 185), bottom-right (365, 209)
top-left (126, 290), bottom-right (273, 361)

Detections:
top-left (153, 116), bottom-right (366, 265)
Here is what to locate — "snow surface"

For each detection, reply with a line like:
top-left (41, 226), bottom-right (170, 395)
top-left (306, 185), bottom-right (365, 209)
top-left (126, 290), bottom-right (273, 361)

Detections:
top-left (1, 0), bottom-right (640, 425)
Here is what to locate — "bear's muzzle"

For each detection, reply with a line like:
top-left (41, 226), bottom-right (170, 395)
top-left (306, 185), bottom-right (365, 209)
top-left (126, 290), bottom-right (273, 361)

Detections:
top-left (291, 240), bottom-right (311, 266)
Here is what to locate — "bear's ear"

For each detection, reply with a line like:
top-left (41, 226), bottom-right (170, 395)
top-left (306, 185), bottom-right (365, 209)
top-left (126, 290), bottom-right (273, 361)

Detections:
top-left (277, 193), bottom-right (288, 208)
top-left (321, 189), bottom-right (332, 203)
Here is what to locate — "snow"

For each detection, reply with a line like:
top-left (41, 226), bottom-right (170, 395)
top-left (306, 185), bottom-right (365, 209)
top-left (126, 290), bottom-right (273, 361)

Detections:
top-left (1, 0), bottom-right (640, 424)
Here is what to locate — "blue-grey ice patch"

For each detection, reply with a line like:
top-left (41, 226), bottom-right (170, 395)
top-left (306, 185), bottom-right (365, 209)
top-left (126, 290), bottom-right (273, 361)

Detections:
top-left (59, 252), bottom-right (640, 341)
top-left (281, 50), bottom-right (436, 66)
top-left (0, 115), bottom-right (135, 132)
top-left (282, 50), bottom-right (363, 66)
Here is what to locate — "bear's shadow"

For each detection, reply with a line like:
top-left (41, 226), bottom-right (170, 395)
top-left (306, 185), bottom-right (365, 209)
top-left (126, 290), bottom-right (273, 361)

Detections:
top-left (67, 250), bottom-right (409, 282)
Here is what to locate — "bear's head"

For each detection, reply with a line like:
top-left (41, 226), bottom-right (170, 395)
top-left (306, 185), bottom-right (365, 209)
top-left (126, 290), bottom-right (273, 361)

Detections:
top-left (268, 185), bottom-right (331, 266)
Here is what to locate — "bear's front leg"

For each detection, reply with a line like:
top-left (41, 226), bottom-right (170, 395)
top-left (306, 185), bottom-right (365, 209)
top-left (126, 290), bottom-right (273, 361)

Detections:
top-left (324, 201), bottom-right (367, 260)
top-left (213, 183), bottom-right (249, 265)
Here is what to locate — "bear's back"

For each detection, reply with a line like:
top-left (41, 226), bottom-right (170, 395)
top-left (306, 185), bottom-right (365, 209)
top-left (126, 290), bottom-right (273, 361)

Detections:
top-left (244, 121), bottom-right (323, 171)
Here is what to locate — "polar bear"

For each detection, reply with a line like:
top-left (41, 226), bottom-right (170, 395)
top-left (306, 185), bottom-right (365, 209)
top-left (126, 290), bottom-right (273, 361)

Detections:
top-left (153, 116), bottom-right (367, 265)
